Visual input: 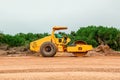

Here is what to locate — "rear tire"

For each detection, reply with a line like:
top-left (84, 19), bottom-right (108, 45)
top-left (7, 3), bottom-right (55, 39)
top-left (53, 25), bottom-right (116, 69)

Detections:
top-left (40, 42), bottom-right (57, 57)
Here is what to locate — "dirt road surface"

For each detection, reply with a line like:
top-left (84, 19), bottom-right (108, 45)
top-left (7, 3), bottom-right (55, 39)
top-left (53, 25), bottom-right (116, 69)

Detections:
top-left (0, 55), bottom-right (120, 80)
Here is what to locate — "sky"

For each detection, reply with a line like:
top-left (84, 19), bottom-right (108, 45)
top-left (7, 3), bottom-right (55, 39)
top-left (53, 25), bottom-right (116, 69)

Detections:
top-left (0, 0), bottom-right (120, 34)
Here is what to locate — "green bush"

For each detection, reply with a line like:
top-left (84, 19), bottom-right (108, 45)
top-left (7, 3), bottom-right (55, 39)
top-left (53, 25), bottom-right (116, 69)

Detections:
top-left (74, 26), bottom-right (120, 50)
top-left (0, 33), bottom-right (49, 47)
top-left (0, 26), bottom-right (120, 50)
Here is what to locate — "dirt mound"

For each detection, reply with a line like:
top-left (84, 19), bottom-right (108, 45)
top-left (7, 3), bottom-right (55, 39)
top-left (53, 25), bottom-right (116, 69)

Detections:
top-left (0, 44), bottom-right (120, 57)
top-left (85, 45), bottom-right (120, 57)
top-left (0, 44), bottom-right (9, 50)
top-left (0, 46), bottom-right (34, 57)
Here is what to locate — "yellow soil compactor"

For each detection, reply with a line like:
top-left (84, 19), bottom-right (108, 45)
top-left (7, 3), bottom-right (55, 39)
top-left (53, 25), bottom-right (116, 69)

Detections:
top-left (30, 26), bottom-right (93, 57)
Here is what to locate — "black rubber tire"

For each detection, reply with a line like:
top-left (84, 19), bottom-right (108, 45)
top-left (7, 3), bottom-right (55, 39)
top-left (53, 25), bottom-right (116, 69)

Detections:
top-left (40, 42), bottom-right (57, 57)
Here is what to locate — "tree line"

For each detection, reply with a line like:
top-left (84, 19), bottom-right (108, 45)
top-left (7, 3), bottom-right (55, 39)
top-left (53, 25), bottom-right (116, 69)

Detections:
top-left (0, 33), bottom-right (49, 47)
top-left (68, 26), bottom-right (120, 50)
top-left (0, 25), bottom-right (120, 50)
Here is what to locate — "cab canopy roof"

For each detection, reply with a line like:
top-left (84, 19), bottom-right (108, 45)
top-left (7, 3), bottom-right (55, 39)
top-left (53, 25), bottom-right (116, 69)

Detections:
top-left (53, 26), bottom-right (67, 30)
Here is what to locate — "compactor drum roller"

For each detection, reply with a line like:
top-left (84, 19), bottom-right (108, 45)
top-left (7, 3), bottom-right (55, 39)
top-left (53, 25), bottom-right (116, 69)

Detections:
top-left (30, 26), bottom-right (93, 57)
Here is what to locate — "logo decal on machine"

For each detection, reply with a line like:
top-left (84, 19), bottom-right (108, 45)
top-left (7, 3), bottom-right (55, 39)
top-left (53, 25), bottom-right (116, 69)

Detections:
top-left (78, 47), bottom-right (82, 50)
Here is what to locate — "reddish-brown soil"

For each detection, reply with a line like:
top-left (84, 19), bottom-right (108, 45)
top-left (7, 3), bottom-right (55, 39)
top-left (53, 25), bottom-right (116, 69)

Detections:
top-left (0, 54), bottom-right (120, 80)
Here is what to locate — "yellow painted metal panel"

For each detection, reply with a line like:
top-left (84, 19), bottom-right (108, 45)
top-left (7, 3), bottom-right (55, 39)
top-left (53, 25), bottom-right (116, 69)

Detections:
top-left (67, 45), bottom-right (93, 52)
top-left (30, 36), bottom-right (51, 52)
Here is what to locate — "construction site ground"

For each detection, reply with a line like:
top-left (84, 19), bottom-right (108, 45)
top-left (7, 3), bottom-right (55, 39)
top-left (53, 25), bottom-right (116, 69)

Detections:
top-left (0, 52), bottom-right (120, 80)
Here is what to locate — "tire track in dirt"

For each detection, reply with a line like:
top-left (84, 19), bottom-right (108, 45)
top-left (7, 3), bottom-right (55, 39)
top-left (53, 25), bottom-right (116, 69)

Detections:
top-left (0, 67), bottom-right (120, 73)
top-left (0, 56), bottom-right (120, 75)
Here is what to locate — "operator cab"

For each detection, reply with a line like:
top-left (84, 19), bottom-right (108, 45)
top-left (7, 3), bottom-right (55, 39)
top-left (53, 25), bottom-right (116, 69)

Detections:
top-left (54, 31), bottom-right (68, 44)
top-left (55, 32), bottom-right (63, 38)
top-left (52, 26), bottom-right (70, 45)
